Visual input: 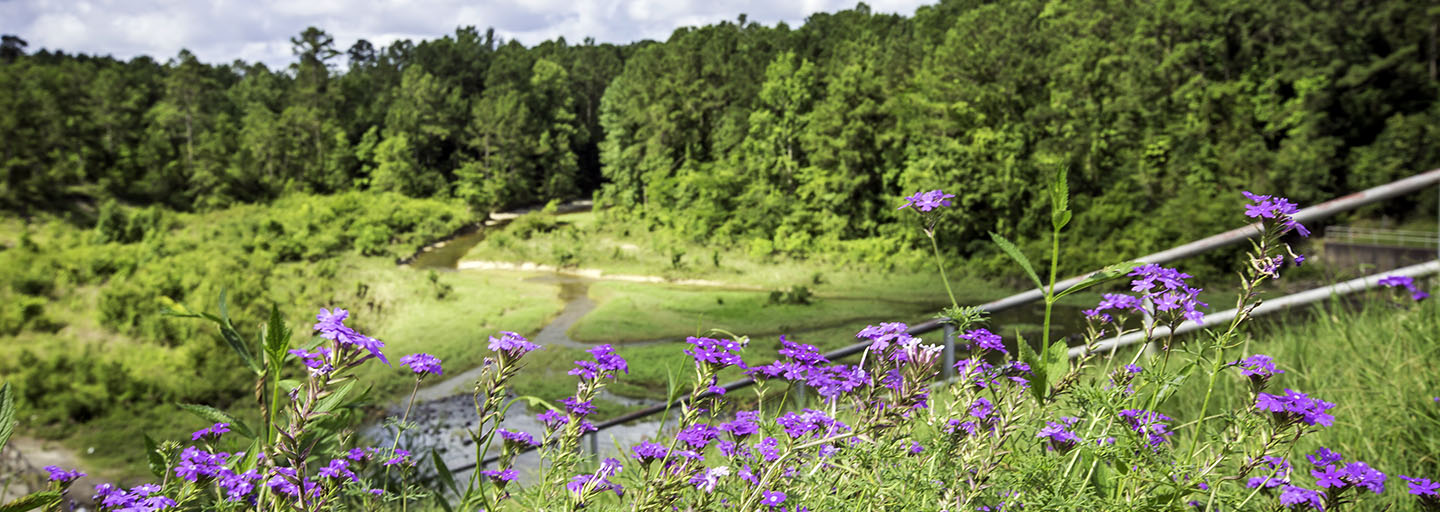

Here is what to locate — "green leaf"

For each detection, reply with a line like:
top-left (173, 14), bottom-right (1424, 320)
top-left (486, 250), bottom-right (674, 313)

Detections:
top-left (213, 291), bottom-right (261, 375)
top-left (262, 305), bottom-right (292, 364)
top-left (0, 382), bottom-right (16, 452)
top-left (1054, 262), bottom-right (1143, 302)
top-left (1090, 459), bottom-right (1118, 496)
top-left (0, 492), bottom-right (62, 512)
top-left (1045, 340), bottom-right (1070, 394)
top-left (1053, 210), bottom-right (1072, 231)
top-left (1050, 167), bottom-right (1070, 230)
top-left (278, 379), bottom-right (302, 393)
top-left (431, 449), bottom-right (460, 496)
top-left (143, 433), bottom-right (165, 477)
top-left (314, 381), bottom-right (356, 415)
top-left (990, 232), bottom-right (1043, 289)
top-left (176, 403), bottom-right (256, 439)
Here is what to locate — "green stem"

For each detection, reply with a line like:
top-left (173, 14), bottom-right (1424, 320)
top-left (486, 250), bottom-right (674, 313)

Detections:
top-left (927, 232), bottom-right (960, 311)
top-left (382, 378), bottom-right (422, 488)
top-left (1042, 226), bottom-right (1061, 355)
top-left (1187, 346), bottom-right (1224, 458)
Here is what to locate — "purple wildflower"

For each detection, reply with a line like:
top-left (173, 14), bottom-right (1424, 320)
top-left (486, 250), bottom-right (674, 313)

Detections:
top-left (1236, 354), bottom-right (1283, 380)
top-left (1249, 456), bottom-right (1293, 489)
top-left (44, 465), bottom-right (85, 484)
top-left (1312, 461), bottom-right (1386, 494)
top-left (315, 307), bottom-right (388, 365)
top-left (217, 469), bottom-right (261, 502)
top-left (1254, 389), bottom-right (1336, 427)
top-left (1118, 409), bottom-right (1174, 447)
top-left (1036, 417), bottom-right (1080, 452)
top-left (1242, 192), bottom-right (1310, 237)
top-left (398, 353), bottom-right (443, 376)
top-left (562, 397), bottom-right (596, 417)
top-left (481, 468), bottom-right (518, 485)
top-left (959, 328), bottom-right (1007, 355)
top-left (719, 411), bottom-right (762, 437)
top-left (1084, 294), bottom-right (1144, 323)
top-left (488, 331), bottom-right (540, 357)
top-left (677, 424), bottom-right (720, 449)
top-left (288, 347), bottom-right (331, 369)
top-left (589, 344), bottom-right (629, 373)
top-left (1306, 447), bottom-right (1343, 467)
top-left (685, 336), bottom-right (747, 370)
top-left (1278, 485), bottom-right (1325, 510)
top-left (690, 466), bottom-right (729, 493)
top-left (318, 458), bottom-right (357, 481)
top-left (632, 442), bottom-right (668, 464)
top-left (760, 489), bottom-right (788, 507)
top-left (498, 429), bottom-right (539, 447)
top-left (1378, 275), bottom-right (1429, 301)
top-left (1399, 475), bottom-right (1439, 496)
top-left (536, 409), bottom-right (568, 428)
top-left (196, 422), bottom-right (230, 441)
top-left (898, 189), bottom-right (955, 212)
top-left (1128, 264), bottom-right (1208, 324)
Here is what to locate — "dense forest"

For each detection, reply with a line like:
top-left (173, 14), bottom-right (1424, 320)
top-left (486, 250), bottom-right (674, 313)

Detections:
top-left (4, 0), bottom-right (1439, 270)
top-left (2, 0), bottom-right (1440, 477)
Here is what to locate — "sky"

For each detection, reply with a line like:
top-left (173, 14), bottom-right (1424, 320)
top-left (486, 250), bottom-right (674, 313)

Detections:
top-left (0, 0), bottom-right (935, 68)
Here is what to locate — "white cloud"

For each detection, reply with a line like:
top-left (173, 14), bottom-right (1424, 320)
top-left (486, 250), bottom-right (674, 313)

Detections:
top-left (0, 0), bottom-right (935, 68)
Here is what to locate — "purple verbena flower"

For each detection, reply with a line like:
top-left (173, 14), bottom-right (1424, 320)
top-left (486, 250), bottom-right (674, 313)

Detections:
top-left (1399, 475), bottom-right (1439, 496)
top-left (44, 465), bottom-right (85, 484)
top-left (759, 489), bottom-right (788, 507)
top-left (1254, 389), bottom-right (1336, 427)
top-left (1306, 447), bottom-right (1343, 467)
top-left (1278, 485), bottom-right (1325, 510)
top-left (489, 331), bottom-right (540, 357)
top-left (632, 442), bottom-right (668, 464)
top-left (1036, 418), bottom-right (1080, 453)
top-left (1242, 192), bottom-right (1310, 237)
top-left (190, 422), bottom-right (231, 441)
top-left (898, 189), bottom-right (955, 212)
top-left (959, 328), bottom-right (1007, 355)
top-left (398, 353), bottom-right (443, 376)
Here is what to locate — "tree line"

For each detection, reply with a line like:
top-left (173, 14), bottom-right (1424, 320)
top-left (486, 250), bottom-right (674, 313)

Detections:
top-left (3, 0), bottom-right (1439, 270)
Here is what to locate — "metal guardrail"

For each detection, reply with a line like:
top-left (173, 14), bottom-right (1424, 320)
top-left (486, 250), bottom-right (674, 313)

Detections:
top-left (1324, 225), bottom-right (1440, 248)
top-left (453, 167), bottom-right (1440, 472)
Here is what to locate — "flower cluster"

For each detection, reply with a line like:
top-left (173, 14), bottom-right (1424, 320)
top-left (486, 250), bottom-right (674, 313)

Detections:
top-left (1235, 354), bottom-right (1283, 387)
top-left (775, 409), bottom-right (849, 440)
top-left (1036, 417), bottom-right (1080, 453)
top-left (44, 465), bottom-right (85, 483)
top-left (898, 189), bottom-right (955, 212)
top-left (191, 422), bottom-right (231, 441)
top-left (1117, 409), bottom-right (1174, 447)
top-left (94, 484), bottom-right (176, 512)
top-left (1082, 293), bottom-right (1143, 323)
top-left (398, 352), bottom-right (443, 376)
top-left (570, 344), bottom-right (629, 380)
top-left (314, 307), bottom-right (389, 365)
top-left (489, 330), bottom-right (541, 358)
top-left (1242, 191), bottom-right (1310, 237)
top-left (1378, 275), bottom-right (1430, 301)
top-left (958, 328), bottom-right (1007, 355)
top-left (1129, 264), bottom-right (1208, 325)
top-left (1255, 389), bottom-right (1337, 427)
top-left (175, 446), bottom-right (231, 482)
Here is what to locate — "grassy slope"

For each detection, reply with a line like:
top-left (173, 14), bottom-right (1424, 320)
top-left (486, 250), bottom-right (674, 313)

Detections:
top-left (1164, 298), bottom-right (1440, 496)
top-left (0, 199), bottom-right (569, 478)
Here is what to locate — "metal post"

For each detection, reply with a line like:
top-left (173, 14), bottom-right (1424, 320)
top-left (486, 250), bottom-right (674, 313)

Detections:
top-left (794, 381), bottom-right (806, 407)
top-left (1141, 298), bottom-right (1159, 359)
top-left (588, 431), bottom-right (599, 459)
top-left (942, 324), bottom-right (956, 380)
